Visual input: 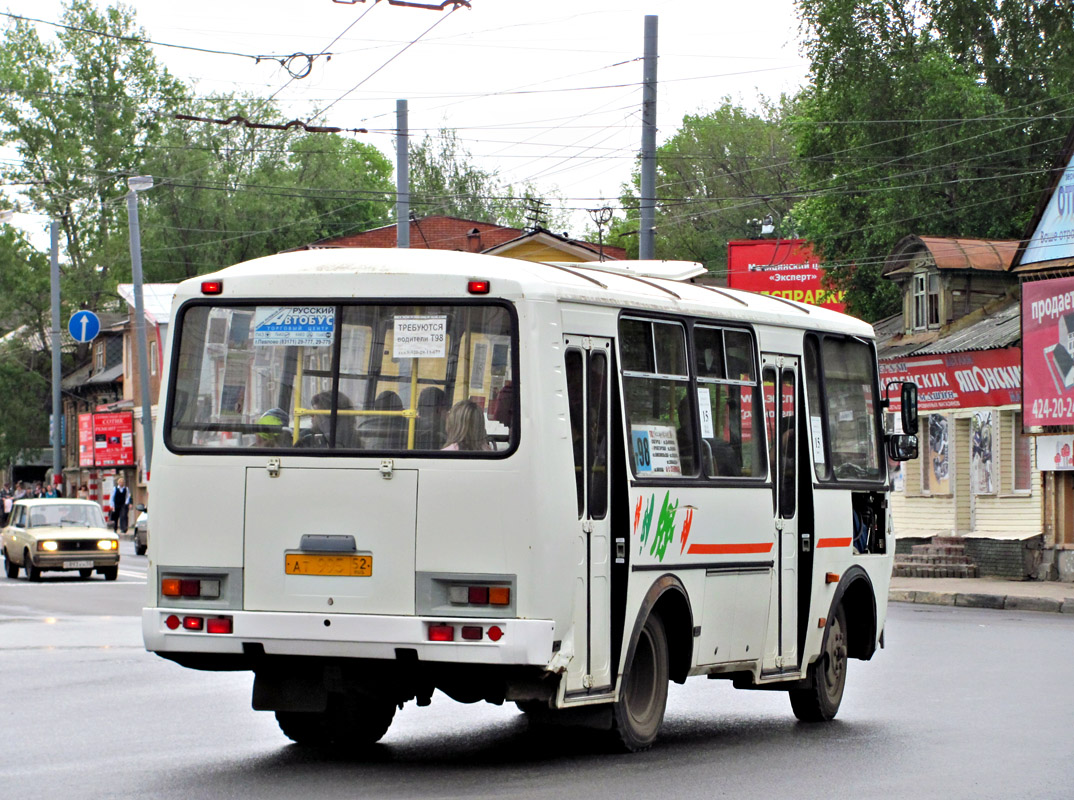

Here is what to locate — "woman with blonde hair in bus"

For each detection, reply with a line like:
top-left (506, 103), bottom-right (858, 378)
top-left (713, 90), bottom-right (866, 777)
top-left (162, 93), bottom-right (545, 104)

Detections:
top-left (441, 400), bottom-right (490, 452)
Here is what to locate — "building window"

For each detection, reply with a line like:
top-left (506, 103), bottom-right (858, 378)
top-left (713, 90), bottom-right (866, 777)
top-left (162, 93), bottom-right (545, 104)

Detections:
top-left (920, 414), bottom-right (951, 495)
top-left (94, 344), bottom-right (105, 371)
top-left (912, 271), bottom-right (941, 330)
top-left (150, 340), bottom-right (158, 377)
top-left (1012, 411), bottom-right (1032, 493)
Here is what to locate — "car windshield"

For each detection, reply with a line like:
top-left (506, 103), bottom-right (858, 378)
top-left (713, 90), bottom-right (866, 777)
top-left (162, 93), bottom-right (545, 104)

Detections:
top-left (27, 504), bottom-right (107, 528)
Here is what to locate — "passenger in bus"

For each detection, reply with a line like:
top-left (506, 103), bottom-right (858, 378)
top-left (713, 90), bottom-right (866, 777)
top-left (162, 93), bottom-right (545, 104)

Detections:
top-left (301, 391), bottom-right (361, 449)
top-left (415, 387), bottom-right (448, 449)
top-left (256, 408), bottom-right (291, 448)
top-left (359, 391), bottom-right (408, 450)
top-left (441, 400), bottom-right (490, 451)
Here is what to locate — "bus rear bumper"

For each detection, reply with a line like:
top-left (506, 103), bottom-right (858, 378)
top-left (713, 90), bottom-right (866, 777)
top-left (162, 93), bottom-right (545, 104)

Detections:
top-left (142, 608), bottom-right (555, 667)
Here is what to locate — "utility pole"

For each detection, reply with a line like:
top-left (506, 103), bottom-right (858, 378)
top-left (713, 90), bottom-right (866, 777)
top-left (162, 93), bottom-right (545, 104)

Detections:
top-left (396, 99), bottom-right (409, 248)
top-left (639, 14), bottom-right (658, 261)
top-left (126, 176), bottom-right (155, 475)
top-left (50, 221), bottom-right (61, 486)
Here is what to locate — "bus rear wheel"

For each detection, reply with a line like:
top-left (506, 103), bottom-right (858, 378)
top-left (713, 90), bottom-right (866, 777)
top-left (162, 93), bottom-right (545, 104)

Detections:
top-left (790, 604), bottom-right (847, 722)
top-left (275, 693), bottom-right (396, 748)
top-left (610, 612), bottom-right (669, 752)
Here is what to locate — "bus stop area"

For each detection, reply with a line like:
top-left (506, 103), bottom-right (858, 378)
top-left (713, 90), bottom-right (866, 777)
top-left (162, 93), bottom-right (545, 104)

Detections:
top-left (890, 575), bottom-right (1074, 614)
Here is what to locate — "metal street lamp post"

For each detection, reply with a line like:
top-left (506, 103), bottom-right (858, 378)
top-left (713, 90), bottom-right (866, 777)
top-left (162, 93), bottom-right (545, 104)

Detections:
top-left (126, 176), bottom-right (155, 475)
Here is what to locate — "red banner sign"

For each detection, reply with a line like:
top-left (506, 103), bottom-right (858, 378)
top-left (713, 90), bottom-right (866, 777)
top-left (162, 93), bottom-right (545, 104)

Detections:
top-left (1023, 276), bottom-right (1074, 427)
top-left (78, 413), bottom-right (95, 467)
top-left (726, 240), bottom-right (845, 312)
top-left (880, 348), bottom-right (1021, 412)
top-left (78, 412), bottom-right (135, 467)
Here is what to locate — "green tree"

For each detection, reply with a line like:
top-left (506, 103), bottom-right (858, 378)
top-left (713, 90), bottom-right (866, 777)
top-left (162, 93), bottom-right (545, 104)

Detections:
top-left (138, 97), bottom-right (395, 281)
top-left (0, 226), bottom-right (53, 466)
top-left (409, 128), bottom-right (564, 229)
top-left (0, 0), bottom-right (186, 312)
top-left (608, 97), bottom-right (801, 276)
top-left (792, 0), bottom-right (1074, 320)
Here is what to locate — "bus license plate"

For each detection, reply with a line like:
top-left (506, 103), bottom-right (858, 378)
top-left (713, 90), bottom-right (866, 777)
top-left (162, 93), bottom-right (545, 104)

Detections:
top-left (285, 554), bottom-right (372, 577)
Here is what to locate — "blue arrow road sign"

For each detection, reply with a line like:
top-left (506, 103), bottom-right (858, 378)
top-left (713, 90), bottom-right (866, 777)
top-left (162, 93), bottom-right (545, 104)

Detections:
top-left (68, 310), bottom-right (101, 343)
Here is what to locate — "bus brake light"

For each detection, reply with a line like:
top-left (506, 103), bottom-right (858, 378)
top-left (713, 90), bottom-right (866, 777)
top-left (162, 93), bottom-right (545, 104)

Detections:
top-left (428, 624), bottom-right (454, 641)
top-left (201, 280), bottom-right (223, 295)
top-left (467, 279), bottom-right (490, 295)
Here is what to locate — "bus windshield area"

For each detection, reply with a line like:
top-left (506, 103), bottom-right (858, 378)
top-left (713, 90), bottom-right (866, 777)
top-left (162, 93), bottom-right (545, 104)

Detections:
top-left (166, 303), bottom-right (517, 454)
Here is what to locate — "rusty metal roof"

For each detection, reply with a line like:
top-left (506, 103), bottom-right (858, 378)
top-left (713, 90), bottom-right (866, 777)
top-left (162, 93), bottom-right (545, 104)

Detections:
top-left (884, 235), bottom-right (1019, 276)
top-left (874, 299), bottom-right (1020, 359)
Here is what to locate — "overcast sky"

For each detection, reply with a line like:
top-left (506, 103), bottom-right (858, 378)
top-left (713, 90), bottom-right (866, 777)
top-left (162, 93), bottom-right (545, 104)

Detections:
top-left (1, 0), bottom-right (809, 238)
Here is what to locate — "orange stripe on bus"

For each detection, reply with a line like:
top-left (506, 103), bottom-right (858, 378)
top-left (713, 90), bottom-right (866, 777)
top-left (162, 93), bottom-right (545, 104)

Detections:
top-left (687, 542), bottom-right (774, 555)
top-left (817, 537), bottom-right (852, 548)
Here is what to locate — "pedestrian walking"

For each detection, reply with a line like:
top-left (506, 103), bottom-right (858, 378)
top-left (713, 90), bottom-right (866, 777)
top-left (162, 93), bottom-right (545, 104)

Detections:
top-left (110, 475), bottom-right (132, 534)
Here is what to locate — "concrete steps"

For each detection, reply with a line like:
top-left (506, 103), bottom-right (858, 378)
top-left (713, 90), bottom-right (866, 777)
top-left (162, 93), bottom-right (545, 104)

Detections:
top-left (893, 536), bottom-right (978, 578)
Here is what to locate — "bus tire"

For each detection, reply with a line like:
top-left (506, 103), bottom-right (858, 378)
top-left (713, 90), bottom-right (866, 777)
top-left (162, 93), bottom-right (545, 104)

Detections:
top-left (275, 694), bottom-right (396, 748)
top-left (610, 612), bottom-right (669, 752)
top-left (790, 604), bottom-right (847, 722)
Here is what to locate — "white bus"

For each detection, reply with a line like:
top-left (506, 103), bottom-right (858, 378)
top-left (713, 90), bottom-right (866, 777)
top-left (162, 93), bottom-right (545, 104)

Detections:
top-left (143, 249), bottom-right (918, 752)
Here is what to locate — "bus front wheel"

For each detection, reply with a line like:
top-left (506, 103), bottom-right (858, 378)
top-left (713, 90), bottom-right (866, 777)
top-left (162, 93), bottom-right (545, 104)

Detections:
top-left (611, 612), bottom-right (669, 752)
top-left (790, 604), bottom-right (847, 722)
top-left (275, 693), bottom-right (395, 748)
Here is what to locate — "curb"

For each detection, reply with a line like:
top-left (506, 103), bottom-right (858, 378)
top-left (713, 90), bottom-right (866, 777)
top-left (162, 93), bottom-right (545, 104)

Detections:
top-left (890, 590), bottom-right (1074, 614)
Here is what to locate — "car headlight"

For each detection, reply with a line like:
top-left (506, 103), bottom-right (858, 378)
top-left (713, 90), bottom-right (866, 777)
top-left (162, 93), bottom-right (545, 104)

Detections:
top-left (97, 539), bottom-right (118, 550)
top-left (38, 540), bottom-right (59, 552)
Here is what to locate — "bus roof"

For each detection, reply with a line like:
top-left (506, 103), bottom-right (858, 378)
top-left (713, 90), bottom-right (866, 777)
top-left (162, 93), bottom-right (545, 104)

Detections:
top-left (182, 248), bottom-right (873, 339)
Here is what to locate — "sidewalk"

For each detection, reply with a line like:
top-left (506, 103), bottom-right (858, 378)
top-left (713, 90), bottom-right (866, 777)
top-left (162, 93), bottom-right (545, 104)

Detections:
top-left (890, 576), bottom-right (1074, 614)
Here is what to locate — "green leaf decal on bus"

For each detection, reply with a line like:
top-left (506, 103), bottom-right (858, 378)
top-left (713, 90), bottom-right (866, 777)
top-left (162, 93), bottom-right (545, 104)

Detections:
top-left (651, 491), bottom-right (679, 561)
top-left (638, 493), bottom-right (656, 554)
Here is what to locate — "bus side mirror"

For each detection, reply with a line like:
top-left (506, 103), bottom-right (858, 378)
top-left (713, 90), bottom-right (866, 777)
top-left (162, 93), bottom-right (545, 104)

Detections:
top-left (901, 382), bottom-right (918, 435)
top-left (887, 434), bottom-right (918, 462)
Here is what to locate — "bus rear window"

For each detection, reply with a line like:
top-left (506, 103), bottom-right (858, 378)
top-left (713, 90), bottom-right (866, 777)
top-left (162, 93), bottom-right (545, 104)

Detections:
top-left (166, 303), bottom-right (517, 455)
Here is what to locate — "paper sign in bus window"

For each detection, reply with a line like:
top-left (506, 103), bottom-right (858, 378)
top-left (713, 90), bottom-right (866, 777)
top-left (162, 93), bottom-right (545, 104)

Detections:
top-left (394, 316), bottom-right (447, 359)
top-left (697, 388), bottom-right (715, 439)
top-left (631, 425), bottom-right (682, 475)
top-left (253, 306), bottom-right (334, 347)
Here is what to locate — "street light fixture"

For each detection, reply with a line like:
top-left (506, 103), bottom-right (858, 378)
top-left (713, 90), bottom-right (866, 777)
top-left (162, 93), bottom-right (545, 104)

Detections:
top-left (126, 176), bottom-right (155, 477)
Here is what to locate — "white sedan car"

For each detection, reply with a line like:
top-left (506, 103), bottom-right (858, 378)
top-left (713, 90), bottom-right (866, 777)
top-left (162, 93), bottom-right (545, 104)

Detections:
top-left (1, 499), bottom-right (119, 581)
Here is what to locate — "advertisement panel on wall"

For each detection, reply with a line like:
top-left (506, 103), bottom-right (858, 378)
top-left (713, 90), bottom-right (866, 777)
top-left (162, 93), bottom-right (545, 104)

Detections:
top-left (93, 412), bottom-right (135, 467)
top-left (1020, 150), bottom-right (1074, 266)
top-left (77, 412), bottom-right (135, 467)
top-left (77, 413), bottom-right (94, 467)
top-left (726, 240), bottom-right (845, 312)
top-left (1022, 276), bottom-right (1074, 427)
top-left (880, 348), bottom-right (1021, 412)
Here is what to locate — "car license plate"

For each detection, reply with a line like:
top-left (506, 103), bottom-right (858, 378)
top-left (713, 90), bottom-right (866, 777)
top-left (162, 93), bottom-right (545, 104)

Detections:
top-left (64, 560), bottom-right (94, 569)
top-left (285, 553), bottom-right (372, 577)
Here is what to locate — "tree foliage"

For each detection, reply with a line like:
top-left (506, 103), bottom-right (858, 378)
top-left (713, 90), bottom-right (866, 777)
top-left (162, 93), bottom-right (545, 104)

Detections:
top-left (409, 128), bottom-right (564, 229)
top-left (792, 0), bottom-right (1074, 320)
top-left (138, 97), bottom-right (394, 282)
top-left (609, 97), bottom-right (800, 276)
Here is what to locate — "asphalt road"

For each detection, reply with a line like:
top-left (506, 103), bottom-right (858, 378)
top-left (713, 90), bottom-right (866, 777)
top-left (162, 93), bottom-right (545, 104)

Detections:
top-left (3, 552), bottom-right (1073, 800)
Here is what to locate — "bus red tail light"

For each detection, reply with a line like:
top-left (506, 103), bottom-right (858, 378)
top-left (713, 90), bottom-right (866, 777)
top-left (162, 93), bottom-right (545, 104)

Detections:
top-left (428, 624), bottom-right (454, 642)
top-left (448, 584), bottom-right (511, 607)
top-left (461, 626), bottom-right (483, 640)
top-left (182, 616), bottom-right (204, 631)
top-left (206, 617), bottom-right (233, 634)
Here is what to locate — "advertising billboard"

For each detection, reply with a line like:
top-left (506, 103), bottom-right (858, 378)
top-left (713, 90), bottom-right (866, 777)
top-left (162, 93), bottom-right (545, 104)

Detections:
top-left (1020, 150), bottom-right (1074, 266)
top-left (726, 239), bottom-right (845, 312)
top-left (78, 412), bottom-right (135, 467)
top-left (1023, 276), bottom-right (1074, 427)
top-left (78, 413), bottom-right (95, 467)
top-left (880, 348), bottom-right (1021, 413)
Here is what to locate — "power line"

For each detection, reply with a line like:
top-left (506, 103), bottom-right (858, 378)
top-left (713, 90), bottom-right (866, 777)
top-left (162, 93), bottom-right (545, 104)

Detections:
top-left (0, 11), bottom-right (331, 76)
